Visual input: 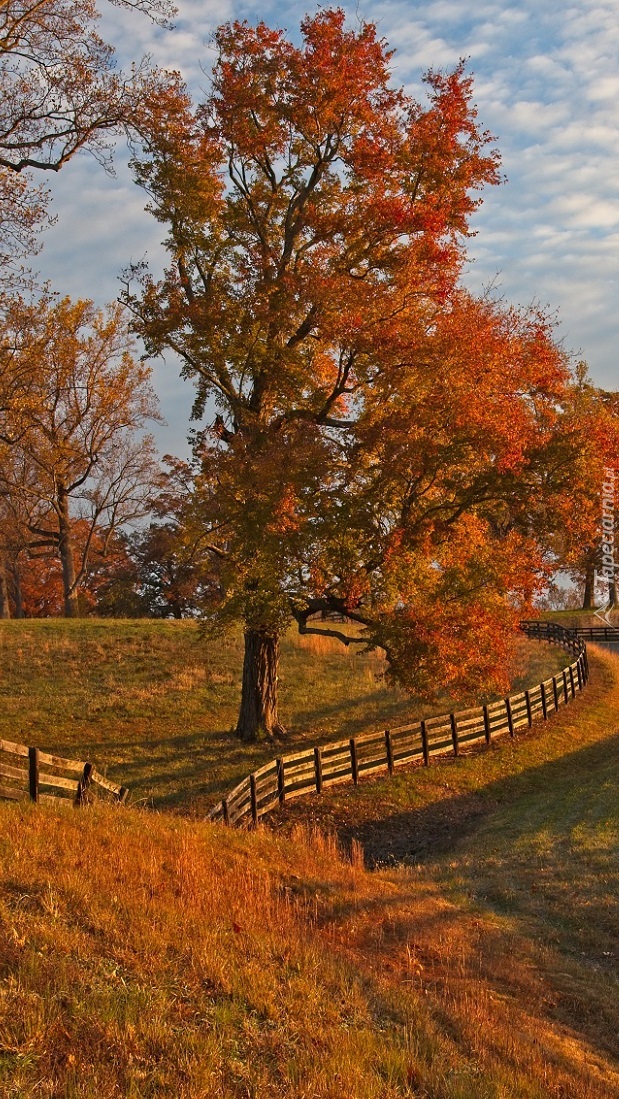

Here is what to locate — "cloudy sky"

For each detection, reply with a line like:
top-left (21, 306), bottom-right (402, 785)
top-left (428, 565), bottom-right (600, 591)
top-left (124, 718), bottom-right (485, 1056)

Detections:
top-left (36, 0), bottom-right (619, 457)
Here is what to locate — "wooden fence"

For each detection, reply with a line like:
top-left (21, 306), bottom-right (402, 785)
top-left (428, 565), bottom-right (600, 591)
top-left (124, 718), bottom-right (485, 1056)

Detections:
top-left (208, 621), bottom-right (588, 828)
top-left (0, 738), bottom-right (128, 808)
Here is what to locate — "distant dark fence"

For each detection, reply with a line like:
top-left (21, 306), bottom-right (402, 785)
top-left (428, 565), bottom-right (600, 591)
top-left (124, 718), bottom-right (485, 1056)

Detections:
top-left (0, 738), bottom-right (128, 807)
top-left (560, 624), bottom-right (619, 643)
top-left (209, 621), bottom-right (588, 828)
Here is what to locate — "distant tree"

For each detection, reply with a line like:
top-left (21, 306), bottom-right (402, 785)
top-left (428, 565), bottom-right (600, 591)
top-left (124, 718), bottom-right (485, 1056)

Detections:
top-left (125, 11), bottom-right (601, 741)
top-left (547, 369), bottom-right (619, 610)
top-left (127, 523), bottom-right (206, 617)
top-left (0, 295), bottom-right (161, 616)
top-left (0, 0), bottom-right (175, 272)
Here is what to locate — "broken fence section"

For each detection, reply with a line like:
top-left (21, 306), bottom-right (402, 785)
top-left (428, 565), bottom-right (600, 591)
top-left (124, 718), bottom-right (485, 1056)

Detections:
top-left (0, 738), bottom-right (128, 808)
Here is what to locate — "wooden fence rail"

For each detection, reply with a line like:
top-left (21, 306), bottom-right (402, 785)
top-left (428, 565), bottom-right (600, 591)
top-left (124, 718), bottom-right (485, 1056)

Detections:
top-left (556, 624), bottom-right (619, 643)
top-left (208, 621), bottom-right (589, 828)
top-left (0, 737), bottom-right (128, 808)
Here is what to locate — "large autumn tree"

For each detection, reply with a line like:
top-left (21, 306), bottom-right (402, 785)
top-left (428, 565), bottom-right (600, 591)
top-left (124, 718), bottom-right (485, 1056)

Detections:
top-left (124, 10), bottom-right (592, 741)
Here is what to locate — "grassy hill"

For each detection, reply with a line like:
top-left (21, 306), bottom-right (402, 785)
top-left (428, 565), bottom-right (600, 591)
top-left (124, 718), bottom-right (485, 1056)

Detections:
top-left (0, 618), bottom-right (566, 812)
top-left (0, 621), bottom-right (617, 1096)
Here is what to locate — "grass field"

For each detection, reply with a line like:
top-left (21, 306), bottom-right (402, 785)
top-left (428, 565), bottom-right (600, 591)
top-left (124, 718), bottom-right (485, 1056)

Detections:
top-left (0, 618), bottom-right (567, 812)
top-left (0, 640), bottom-right (617, 1097)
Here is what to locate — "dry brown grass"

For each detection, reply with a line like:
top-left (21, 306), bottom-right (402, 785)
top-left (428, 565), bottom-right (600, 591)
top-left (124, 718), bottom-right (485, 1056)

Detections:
top-left (1, 623), bottom-right (616, 1096)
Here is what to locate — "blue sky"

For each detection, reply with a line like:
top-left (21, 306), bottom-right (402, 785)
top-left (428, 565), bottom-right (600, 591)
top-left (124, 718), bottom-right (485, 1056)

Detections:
top-left (36, 0), bottom-right (619, 457)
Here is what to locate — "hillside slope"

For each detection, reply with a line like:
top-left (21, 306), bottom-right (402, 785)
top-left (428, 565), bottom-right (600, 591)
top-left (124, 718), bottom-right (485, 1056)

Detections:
top-left (1, 645), bottom-right (618, 1097)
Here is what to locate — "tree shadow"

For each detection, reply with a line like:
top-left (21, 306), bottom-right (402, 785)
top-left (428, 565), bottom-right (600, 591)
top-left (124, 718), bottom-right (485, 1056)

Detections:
top-left (324, 731), bottom-right (619, 1070)
top-left (336, 731), bottom-right (619, 867)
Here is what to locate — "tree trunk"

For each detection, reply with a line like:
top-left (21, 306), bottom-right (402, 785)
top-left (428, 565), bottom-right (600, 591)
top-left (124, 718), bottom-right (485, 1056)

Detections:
top-left (58, 488), bottom-right (80, 618)
top-left (11, 563), bottom-right (24, 618)
top-left (235, 628), bottom-right (285, 742)
top-left (582, 562), bottom-right (596, 609)
top-left (0, 555), bottom-right (10, 619)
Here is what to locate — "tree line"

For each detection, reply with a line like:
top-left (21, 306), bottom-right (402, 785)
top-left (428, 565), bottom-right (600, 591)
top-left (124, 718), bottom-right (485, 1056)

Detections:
top-left (1, 2), bottom-right (618, 741)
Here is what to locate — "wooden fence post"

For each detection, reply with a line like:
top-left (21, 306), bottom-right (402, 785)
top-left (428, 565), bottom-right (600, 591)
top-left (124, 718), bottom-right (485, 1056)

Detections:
top-left (28, 747), bottom-right (39, 803)
top-left (450, 713), bottom-right (459, 756)
top-left (562, 669), bottom-right (569, 704)
top-left (525, 689), bottom-right (533, 727)
top-left (420, 721), bottom-right (429, 766)
top-left (552, 676), bottom-right (559, 711)
top-left (385, 729), bottom-right (394, 775)
top-left (541, 682), bottom-right (548, 720)
top-left (483, 705), bottom-right (491, 745)
top-left (75, 761), bottom-right (93, 807)
top-left (249, 773), bottom-right (258, 826)
top-left (576, 661), bottom-right (583, 692)
top-left (222, 798), bottom-right (230, 825)
top-left (276, 758), bottom-right (285, 806)
top-left (350, 738), bottom-right (359, 785)
top-left (314, 746), bottom-right (323, 794)
top-left (569, 666), bottom-right (576, 699)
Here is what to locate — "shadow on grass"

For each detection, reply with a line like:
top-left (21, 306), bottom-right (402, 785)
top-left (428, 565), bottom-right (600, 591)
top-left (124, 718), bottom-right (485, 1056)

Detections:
top-left (336, 731), bottom-right (619, 867)
top-left (322, 729), bottom-right (619, 1071)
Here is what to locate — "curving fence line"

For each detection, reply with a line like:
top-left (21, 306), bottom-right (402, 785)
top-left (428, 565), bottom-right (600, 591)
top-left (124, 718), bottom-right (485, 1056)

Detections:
top-left (208, 621), bottom-right (589, 828)
top-left (0, 739), bottom-right (128, 808)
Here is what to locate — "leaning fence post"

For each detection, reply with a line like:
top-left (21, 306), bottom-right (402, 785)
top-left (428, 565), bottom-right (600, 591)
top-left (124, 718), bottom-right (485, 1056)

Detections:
top-left (28, 746), bottom-right (39, 803)
top-left (276, 758), bottom-right (285, 806)
top-left (505, 697), bottom-right (514, 738)
top-left (483, 705), bottom-right (491, 745)
top-left (75, 761), bottom-right (93, 807)
top-left (249, 773), bottom-right (258, 826)
top-left (314, 746), bottom-right (323, 794)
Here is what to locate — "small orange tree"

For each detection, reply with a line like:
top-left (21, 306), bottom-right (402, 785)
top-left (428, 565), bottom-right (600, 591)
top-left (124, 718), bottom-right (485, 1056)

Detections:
top-left (125, 10), bottom-right (592, 741)
top-left (0, 295), bottom-right (161, 616)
